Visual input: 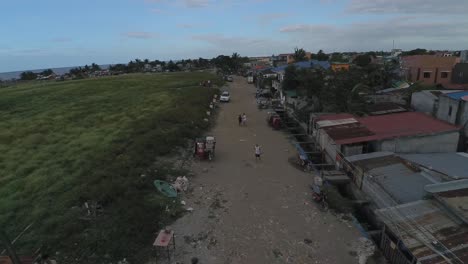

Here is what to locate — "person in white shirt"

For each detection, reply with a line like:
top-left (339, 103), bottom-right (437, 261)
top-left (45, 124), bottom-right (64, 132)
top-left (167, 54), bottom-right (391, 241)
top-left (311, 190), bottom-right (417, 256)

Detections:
top-left (242, 113), bottom-right (247, 126)
top-left (254, 144), bottom-right (262, 161)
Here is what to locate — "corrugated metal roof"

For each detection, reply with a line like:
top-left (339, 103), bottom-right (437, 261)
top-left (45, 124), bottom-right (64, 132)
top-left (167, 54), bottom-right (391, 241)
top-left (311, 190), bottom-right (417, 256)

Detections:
top-left (425, 180), bottom-right (468, 225)
top-left (323, 123), bottom-right (374, 141)
top-left (376, 200), bottom-right (468, 263)
top-left (316, 118), bottom-right (358, 128)
top-left (369, 163), bottom-right (432, 204)
top-left (399, 153), bottom-right (468, 180)
top-left (445, 91), bottom-right (468, 100)
top-left (335, 112), bottom-right (460, 145)
top-left (345, 152), bottom-right (394, 163)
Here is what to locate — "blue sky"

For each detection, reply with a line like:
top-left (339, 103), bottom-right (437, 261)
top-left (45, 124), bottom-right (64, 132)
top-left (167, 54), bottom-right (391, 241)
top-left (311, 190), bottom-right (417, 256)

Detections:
top-left (1, 0), bottom-right (467, 72)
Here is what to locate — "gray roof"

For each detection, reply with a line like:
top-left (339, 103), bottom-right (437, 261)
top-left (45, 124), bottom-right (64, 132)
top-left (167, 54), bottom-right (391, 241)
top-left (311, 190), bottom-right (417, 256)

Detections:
top-left (399, 153), bottom-right (468, 180)
top-left (345, 152), bottom-right (393, 162)
top-left (369, 163), bottom-right (433, 204)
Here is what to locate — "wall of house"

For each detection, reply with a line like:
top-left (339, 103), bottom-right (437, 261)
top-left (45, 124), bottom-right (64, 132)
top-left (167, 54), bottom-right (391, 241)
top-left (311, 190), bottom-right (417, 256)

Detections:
top-left (407, 67), bottom-right (454, 87)
top-left (436, 96), bottom-right (460, 124)
top-left (411, 91), bottom-right (437, 114)
top-left (317, 130), bottom-right (337, 164)
top-left (331, 64), bottom-right (350, 72)
top-left (377, 131), bottom-right (459, 153)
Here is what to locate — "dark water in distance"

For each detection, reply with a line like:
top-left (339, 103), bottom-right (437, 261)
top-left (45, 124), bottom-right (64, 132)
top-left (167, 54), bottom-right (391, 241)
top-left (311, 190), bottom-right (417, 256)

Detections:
top-left (0, 65), bottom-right (110, 80)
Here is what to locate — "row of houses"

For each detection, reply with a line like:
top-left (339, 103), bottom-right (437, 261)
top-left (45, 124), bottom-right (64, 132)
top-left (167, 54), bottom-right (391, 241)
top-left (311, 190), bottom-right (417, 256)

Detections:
top-left (246, 51), bottom-right (468, 263)
top-left (308, 110), bottom-right (468, 263)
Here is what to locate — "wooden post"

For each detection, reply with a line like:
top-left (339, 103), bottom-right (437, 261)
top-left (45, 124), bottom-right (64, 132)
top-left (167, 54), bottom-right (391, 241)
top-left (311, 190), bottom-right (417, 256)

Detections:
top-left (0, 229), bottom-right (22, 264)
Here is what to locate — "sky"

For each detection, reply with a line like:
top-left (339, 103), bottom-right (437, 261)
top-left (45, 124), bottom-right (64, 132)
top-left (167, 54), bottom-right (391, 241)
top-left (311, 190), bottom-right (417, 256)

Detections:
top-left (1, 0), bottom-right (468, 72)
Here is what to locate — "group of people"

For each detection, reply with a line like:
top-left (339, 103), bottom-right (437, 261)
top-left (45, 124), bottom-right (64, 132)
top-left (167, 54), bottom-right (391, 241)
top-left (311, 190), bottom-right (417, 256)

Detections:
top-left (238, 113), bottom-right (247, 126)
top-left (236, 113), bottom-right (262, 161)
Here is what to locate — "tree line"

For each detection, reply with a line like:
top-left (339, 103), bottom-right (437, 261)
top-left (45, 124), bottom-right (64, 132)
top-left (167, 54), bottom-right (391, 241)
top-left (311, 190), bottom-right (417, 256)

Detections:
top-left (18, 53), bottom-right (249, 81)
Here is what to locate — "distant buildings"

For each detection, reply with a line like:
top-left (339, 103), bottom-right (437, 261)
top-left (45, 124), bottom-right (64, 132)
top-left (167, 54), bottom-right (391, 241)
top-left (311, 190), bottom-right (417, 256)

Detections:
top-left (401, 55), bottom-right (460, 88)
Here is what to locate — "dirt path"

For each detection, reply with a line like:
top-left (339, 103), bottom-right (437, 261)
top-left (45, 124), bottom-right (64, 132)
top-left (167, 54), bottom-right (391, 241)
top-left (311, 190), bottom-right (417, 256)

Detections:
top-left (167, 76), bottom-right (364, 264)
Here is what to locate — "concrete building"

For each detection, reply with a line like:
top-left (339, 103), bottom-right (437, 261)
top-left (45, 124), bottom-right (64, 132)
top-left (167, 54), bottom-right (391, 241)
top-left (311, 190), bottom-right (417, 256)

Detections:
top-left (401, 55), bottom-right (460, 88)
top-left (312, 112), bottom-right (460, 164)
top-left (435, 91), bottom-right (468, 144)
top-left (411, 90), bottom-right (462, 114)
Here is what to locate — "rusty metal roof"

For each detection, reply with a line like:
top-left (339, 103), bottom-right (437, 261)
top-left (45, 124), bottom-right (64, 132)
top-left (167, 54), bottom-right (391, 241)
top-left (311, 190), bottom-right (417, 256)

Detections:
top-left (376, 200), bottom-right (468, 263)
top-left (425, 180), bottom-right (468, 225)
top-left (323, 123), bottom-right (374, 141)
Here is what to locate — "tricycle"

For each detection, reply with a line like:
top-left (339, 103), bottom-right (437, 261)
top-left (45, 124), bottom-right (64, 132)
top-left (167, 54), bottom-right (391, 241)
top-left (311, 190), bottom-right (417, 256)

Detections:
top-left (194, 136), bottom-right (216, 161)
top-left (266, 112), bottom-right (282, 129)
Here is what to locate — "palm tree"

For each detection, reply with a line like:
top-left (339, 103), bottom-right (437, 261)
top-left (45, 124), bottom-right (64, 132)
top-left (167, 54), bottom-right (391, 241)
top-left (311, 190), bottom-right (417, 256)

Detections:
top-left (293, 48), bottom-right (307, 62)
top-left (231, 52), bottom-right (241, 72)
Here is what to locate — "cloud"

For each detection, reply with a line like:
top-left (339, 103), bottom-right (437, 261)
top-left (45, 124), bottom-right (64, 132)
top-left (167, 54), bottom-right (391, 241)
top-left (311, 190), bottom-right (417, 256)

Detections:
top-left (123, 32), bottom-right (158, 39)
top-left (191, 34), bottom-right (287, 55)
top-left (257, 13), bottom-right (291, 25)
top-left (347, 0), bottom-right (468, 14)
top-left (183, 0), bottom-right (210, 8)
top-left (51, 37), bottom-right (72, 43)
top-left (279, 24), bottom-right (332, 33)
top-left (279, 17), bottom-right (468, 51)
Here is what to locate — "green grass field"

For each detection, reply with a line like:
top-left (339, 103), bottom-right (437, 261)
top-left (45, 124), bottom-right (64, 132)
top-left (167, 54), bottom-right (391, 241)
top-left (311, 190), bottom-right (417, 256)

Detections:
top-left (0, 72), bottom-right (221, 262)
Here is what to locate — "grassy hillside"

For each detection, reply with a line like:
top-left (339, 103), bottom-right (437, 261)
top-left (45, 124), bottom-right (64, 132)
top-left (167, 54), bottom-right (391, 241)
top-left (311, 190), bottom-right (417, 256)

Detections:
top-left (0, 72), bottom-right (221, 262)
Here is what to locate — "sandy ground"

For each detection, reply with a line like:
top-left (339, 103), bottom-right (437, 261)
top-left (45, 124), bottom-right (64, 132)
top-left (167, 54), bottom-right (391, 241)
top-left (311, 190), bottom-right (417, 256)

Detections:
top-left (161, 76), bottom-right (366, 264)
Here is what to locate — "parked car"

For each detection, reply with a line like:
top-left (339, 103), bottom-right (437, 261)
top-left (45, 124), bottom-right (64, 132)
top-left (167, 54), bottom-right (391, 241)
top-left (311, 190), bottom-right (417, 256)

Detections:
top-left (227, 76), bottom-right (233, 82)
top-left (219, 91), bottom-right (230, 102)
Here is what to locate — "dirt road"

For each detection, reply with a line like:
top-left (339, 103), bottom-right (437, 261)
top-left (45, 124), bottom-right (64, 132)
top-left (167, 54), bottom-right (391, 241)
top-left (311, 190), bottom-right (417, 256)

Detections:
top-left (168, 76), bottom-right (364, 264)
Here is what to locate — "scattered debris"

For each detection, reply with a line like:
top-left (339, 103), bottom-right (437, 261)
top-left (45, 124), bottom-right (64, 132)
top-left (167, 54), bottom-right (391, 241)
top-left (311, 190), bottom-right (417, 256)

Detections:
top-left (181, 201), bottom-right (186, 205)
top-left (353, 237), bottom-right (376, 264)
top-left (173, 176), bottom-right (189, 192)
top-left (273, 249), bottom-right (283, 258)
top-left (186, 207), bottom-right (194, 212)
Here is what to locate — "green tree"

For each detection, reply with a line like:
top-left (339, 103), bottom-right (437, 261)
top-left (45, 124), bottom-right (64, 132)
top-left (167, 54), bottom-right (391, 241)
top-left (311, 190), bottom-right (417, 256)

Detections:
top-left (40, 69), bottom-right (54, 76)
top-left (316, 50), bottom-right (329, 61)
top-left (282, 65), bottom-right (299, 91)
top-left (353, 54), bottom-right (372, 67)
top-left (330, 52), bottom-right (345, 62)
top-left (91, 63), bottom-right (101, 72)
top-left (20, 71), bottom-right (37, 80)
top-left (402, 48), bottom-right (428, 56)
top-left (292, 48), bottom-right (307, 62)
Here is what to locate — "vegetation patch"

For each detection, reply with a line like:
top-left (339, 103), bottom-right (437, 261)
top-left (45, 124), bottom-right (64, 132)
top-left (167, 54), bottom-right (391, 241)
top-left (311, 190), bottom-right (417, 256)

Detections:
top-left (0, 72), bottom-right (222, 263)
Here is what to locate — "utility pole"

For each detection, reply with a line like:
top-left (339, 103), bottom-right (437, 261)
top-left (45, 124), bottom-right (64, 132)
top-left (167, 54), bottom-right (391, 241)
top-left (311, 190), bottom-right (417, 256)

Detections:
top-left (0, 229), bottom-right (21, 264)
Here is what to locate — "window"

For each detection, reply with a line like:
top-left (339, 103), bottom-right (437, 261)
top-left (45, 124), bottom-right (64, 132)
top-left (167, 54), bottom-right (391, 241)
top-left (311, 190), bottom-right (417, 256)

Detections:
top-left (423, 72), bottom-right (431, 78)
top-left (449, 106), bottom-right (452, 116)
top-left (441, 72), bottom-right (449, 78)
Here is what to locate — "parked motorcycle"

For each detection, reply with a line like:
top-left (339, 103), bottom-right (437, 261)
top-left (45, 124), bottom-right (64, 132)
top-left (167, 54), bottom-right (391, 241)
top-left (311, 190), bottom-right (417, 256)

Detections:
top-left (310, 184), bottom-right (328, 211)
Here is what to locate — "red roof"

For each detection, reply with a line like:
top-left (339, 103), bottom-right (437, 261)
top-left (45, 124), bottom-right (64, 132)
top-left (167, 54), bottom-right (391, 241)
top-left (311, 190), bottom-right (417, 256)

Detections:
top-left (334, 112), bottom-right (460, 145)
top-left (0, 256), bottom-right (34, 264)
top-left (315, 113), bottom-right (355, 122)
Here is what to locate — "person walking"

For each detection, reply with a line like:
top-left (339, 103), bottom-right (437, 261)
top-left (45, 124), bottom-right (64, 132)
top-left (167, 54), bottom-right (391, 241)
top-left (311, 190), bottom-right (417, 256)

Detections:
top-left (242, 113), bottom-right (247, 126)
top-left (254, 144), bottom-right (262, 161)
top-left (238, 114), bottom-right (242, 126)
